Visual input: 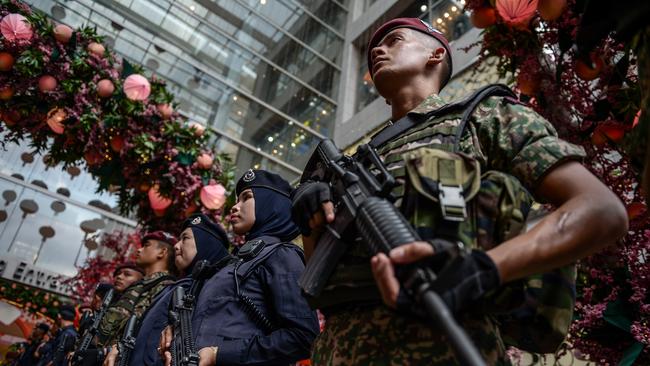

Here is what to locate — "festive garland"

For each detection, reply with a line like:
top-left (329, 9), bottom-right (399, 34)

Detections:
top-left (465, 0), bottom-right (649, 363)
top-left (0, 278), bottom-right (62, 319)
top-left (0, 0), bottom-right (235, 233)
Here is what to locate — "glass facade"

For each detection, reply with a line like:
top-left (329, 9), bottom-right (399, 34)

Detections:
top-left (27, 0), bottom-right (347, 182)
top-left (356, 0), bottom-right (470, 112)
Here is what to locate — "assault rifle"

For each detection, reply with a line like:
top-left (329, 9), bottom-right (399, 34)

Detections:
top-left (169, 286), bottom-right (199, 366)
top-left (297, 139), bottom-right (486, 366)
top-left (71, 286), bottom-right (115, 366)
top-left (116, 314), bottom-right (137, 366)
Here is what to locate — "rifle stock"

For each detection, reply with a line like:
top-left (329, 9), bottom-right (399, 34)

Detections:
top-left (72, 286), bottom-right (115, 366)
top-left (116, 314), bottom-right (137, 366)
top-left (169, 286), bottom-right (199, 366)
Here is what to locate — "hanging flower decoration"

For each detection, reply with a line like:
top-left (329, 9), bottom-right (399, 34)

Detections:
top-left (0, 13), bottom-right (32, 41)
top-left (495, 0), bottom-right (538, 28)
top-left (45, 108), bottom-right (66, 134)
top-left (123, 74), bottom-right (151, 101)
top-left (200, 180), bottom-right (226, 210)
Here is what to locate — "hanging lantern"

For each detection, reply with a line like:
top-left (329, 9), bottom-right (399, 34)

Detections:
top-left (148, 184), bottom-right (172, 211)
top-left (67, 166), bottom-right (81, 179)
top-left (575, 54), bottom-right (604, 81)
top-left (97, 79), bottom-right (115, 98)
top-left (591, 123), bottom-right (625, 145)
top-left (496, 0), bottom-right (538, 28)
top-left (3, 190), bottom-right (16, 206)
top-left (516, 72), bottom-right (539, 96)
top-left (200, 180), bottom-right (226, 210)
top-left (39, 75), bottom-right (58, 92)
top-left (0, 86), bottom-right (13, 100)
top-left (87, 42), bottom-right (105, 57)
top-left (538, 0), bottom-right (566, 21)
top-left (46, 108), bottom-right (66, 134)
top-left (20, 152), bottom-right (34, 166)
top-left (84, 150), bottom-right (102, 166)
top-left (188, 121), bottom-right (205, 136)
top-left (184, 200), bottom-right (198, 218)
top-left (123, 74), bottom-right (151, 101)
top-left (110, 135), bottom-right (125, 152)
top-left (0, 14), bottom-right (33, 42)
top-left (157, 104), bottom-right (173, 119)
top-left (1, 109), bottom-right (20, 126)
top-left (0, 52), bottom-right (14, 71)
top-left (470, 7), bottom-right (497, 28)
top-left (196, 153), bottom-right (213, 169)
top-left (50, 200), bottom-right (66, 215)
top-left (0, 210), bottom-right (6, 223)
top-left (53, 24), bottom-right (73, 43)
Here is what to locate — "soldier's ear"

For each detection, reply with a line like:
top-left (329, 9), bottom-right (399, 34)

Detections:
top-left (427, 47), bottom-right (446, 67)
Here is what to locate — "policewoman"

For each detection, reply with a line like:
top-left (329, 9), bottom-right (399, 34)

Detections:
top-left (103, 213), bottom-right (231, 366)
top-left (161, 169), bottom-right (319, 366)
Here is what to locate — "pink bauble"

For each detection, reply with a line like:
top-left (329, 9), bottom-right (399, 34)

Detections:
top-left (496, 0), bottom-right (538, 28)
top-left (53, 24), bottom-right (73, 43)
top-left (97, 79), bottom-right (115, 98)
top-left (39, 75), bottom-right (57, 92)
top-left (196, 153), bottom-right (213, 169)
top-left (200, 182), bottom-right (226, 210)
top-left (0, 14), bottom-right (33, 41)
top-left (157, 104), bottom-right (173, 119)
top-left (123, 74), bottom-right (151, 101)
top-left (188, 121), bottom-right (205, 136)
top-left (148, 184), bottom-right (172, 210)
top-left (87, 42), bottom-right (105, 57)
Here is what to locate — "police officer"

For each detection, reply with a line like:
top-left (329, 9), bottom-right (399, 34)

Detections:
top-left (14, 322), bottom-right (49, 366)
top-left (102, 213), bottom-right (231, 366)
top-left (292, 18), bottom-right (629, 365)
top-left (36, 304), bottom-right (77, 366)
top-left (160, 169), bottom-right (319, 366)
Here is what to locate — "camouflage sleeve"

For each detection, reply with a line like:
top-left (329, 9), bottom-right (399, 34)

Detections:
top-left (475, 96), bottom-right (586, 194)
top-left (133, 280), bottom-right (173, 317)
top-left (96, 303), bottom-right (130, 346)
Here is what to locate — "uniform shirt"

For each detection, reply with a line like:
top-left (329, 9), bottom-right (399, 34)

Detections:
top-left (37, 325), bottom-right (77, 366)
top-left (312, 92), bottom-right (585, 365)
top-left (97, 271), bottom-right (174, 346)
top-left (192, 236), bottom-right (320, 365)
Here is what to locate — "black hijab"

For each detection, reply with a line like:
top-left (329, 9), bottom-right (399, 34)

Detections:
top-left (181, 214), bottom-right (230, 276)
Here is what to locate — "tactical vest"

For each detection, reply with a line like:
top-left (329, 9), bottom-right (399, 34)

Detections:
top-left (313, 84), bottom-right (576, 353)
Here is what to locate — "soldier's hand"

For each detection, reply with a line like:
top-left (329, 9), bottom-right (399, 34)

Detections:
top-left (102, 346), bottom-right (118, 366)
top-left (291, 181), bottom-right (335, 236)
top-left (159, 326), bottom-right (172, 366)
top-left (198, 347), bottom-right (217, 366)
top-left (370, 241), bottom-right (434, 308)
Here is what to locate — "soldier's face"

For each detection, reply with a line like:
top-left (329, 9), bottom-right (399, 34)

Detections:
top-left (230, 189), bottom-right (256, 235)
top-left (370, 28), bottom-right (434, 94)
top-left (136, 239), bottom-right (165, 267)
top-left (174, 228), bottom-right (197, 271)
top-left (113, 268), bottom-right (143, 292)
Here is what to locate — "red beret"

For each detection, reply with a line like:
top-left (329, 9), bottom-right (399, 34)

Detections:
top-left (367, 18), bottom-right (453, 87)
top-left (113, 261), bottom-right (144, 277)
top-left (142, 230), bottom-right (177, 246)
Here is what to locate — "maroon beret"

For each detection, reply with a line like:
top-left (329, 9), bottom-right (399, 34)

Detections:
top-left (367, 18), bottom-right (453, 87)
top-left (113, 261), bottom-right (144, 277)
top-left (142, 230), bottom-right (177, 246)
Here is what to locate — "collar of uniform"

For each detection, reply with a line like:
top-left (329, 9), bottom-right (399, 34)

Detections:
top-left (407, 93), bottom-right (446, 116)
top-left (142, 271), bottom-right (171, 282)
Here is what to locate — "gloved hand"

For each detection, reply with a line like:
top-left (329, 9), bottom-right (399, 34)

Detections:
top-left (429, 249), bottom-right (501, 314)
top-left (290, 181), bottom-right (332, 236)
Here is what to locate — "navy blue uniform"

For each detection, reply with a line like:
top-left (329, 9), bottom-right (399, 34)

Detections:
top-left (192, 235), bottom-right (319, 365)
top-left (37, 325), bottom-right (77, 366)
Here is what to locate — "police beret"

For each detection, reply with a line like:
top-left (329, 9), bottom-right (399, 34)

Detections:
top-left (59, 304), bottom-right (76, 321)
top-left (36, 322), bottom-right (50, 333)
top-left (113, 261), bottom-right (144, 278)
top-left (181, 213), bottom-right (229, 245)
top-left (235, 169), bottom-right (293, 198)
top-left (142, 230), bottom-right (177, 246)
top-left (367, 17), bottom-right (453, 87)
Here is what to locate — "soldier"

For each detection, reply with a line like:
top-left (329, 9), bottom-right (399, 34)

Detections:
top-left (159, 169), bottom-right (320, 366)
top-left (96, 232), bottom-right (177, 347)
top-left (292, 18), bottom-right (629, 365)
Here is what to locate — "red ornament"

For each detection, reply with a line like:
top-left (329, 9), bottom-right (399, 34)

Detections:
top-left (200, 180), bottom-right (226, 210)
top-left (0, 52), bottom-right (14, 71)
top-left (496, 0), bottom-right (538, 28)
top-left (626, 202), bottom-right (646, 220)
top-left (138, 182), bottom-right (151, 193)
top-left (575, 54), bottom-right (604, 81)
top-left (591, 124), bottom-right (625, 145)
top-left (0, 86), bottom-right (13, 100)
top-left (148, 184), bottom-right (172, 211)
top-left (110, 135), bottom-right (125, 152)
top-left (0, 14), bottom-right (33, 41)
top-left (184, 200), bottom-right (198, 218)
top-left (39, 75), bottom-right (57, 92)
top-left (196, 153), bottom-right (213, 169)
top-left (97, 79), bottom-right (115, 98)
top-left (516, 72), bottom-right (539, 96)
top-left (46, 108), bottom-right (66, 134)
top-left (157, 104), bottom-right (173, 119)
top-left (123, 74), bottom-right (151, 101)
top-left (471, 7), bottom-right (497, 29)
top-left (188, 121), bottom-right (205, 136)
top-left (87, 42), bottom-right (105, 57)
top-left (1, 110), bottom-right (20, 126)
top-left (538, 0), bottom-right (566, 21)
top-left (53, 24), bottom-right (73, 43)
top-left (84, 150), bottom-right (102, 166)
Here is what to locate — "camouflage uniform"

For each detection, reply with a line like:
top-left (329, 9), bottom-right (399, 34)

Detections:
top-left (97, 271), bottom-right (174, 346)
top-left (311, 92), bottom-right (585, 365)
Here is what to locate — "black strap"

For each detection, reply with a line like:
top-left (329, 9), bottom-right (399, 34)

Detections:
top-left (369, 84), bottom-right (516, 150)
